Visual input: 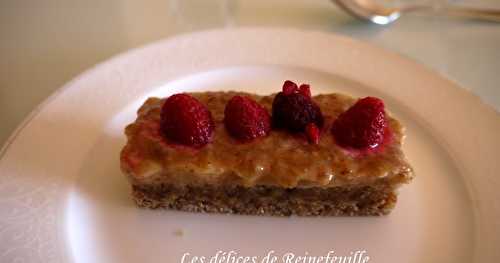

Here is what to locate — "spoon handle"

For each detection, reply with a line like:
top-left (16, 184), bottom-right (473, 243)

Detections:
top-left (442, 6), bottom-right (500, 22)
top-left (404, 5), bottom-right (500, 22)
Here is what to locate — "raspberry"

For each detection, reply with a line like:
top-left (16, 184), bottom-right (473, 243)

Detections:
top-left (272, 80), bottom-right (324, 132)
top-left (306, 123), bottom-right (320, 144)
top-left (224, 95), bottom-right (271, 141)
top-left (299, 84), bottom-right (311, 98)
top-left (160, 93), bottom-right (214, 147)
top-left (283, 80), bottom-right (298, 95)
top-left (331, 97), bottom-right (386, 149)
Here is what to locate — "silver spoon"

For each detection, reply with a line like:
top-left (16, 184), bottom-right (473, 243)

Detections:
top-left (333, 0), bottom-right (500, 25)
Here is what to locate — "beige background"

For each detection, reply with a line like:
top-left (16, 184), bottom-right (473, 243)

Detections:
top-left (1, 0), bottom-right (499, 146)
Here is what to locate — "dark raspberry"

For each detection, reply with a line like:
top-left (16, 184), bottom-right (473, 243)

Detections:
top-left (160, 93), bottom-right (214, 147)
top-left (272, 80), bottom-right (324, 132)
top-left (224, 95), bottom-right (271, 141)
top-left (331, 97), bottom-right (386, 149)
top-left (306, 123), bottom-right (320, 144)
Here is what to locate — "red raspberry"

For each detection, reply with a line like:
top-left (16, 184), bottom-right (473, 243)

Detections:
top-left (160, 93), bottom-right (214, 147)
top-left (306, 123), bottom-right (320, 144)
top-left (283, 80), bottom-right (298, 95)
top-left (224, 95), bottom-right (271, 141)
top-left (331, 97), bottom-right (387, 149)
top-left (299, 84), bottom-right (311, 98)
top-left (272, 80), bottom-right (324, 132)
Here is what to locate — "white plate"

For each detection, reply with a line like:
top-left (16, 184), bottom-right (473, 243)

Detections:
top-left (1, 28), bottom-right (499, 263)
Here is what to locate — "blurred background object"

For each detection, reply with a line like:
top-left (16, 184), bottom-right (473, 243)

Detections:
top-left (333, 0), bottom-right (500, 25)
top-left (1, 0), bottom-right (499, 146)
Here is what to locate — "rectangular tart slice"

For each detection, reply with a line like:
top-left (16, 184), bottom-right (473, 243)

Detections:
top-left (120, 91), bottom-right (414, 216)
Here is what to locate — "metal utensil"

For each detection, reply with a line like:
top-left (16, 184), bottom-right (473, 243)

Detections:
top-left (333, 0), bottom-right (500, 25)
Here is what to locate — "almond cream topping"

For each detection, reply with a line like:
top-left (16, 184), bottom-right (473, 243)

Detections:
top-left (121, 92), bottom-right (414, 188)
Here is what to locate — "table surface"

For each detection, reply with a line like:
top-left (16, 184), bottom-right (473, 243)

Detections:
top-left (1, 0), bottom-right (499, 146)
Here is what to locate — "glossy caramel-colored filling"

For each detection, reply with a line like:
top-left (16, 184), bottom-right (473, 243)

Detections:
top-left (121, 92), bottom-right (413, 188)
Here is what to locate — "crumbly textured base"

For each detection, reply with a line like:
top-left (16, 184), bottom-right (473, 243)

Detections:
top-left (132, 184), bottom-right (397, 216)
